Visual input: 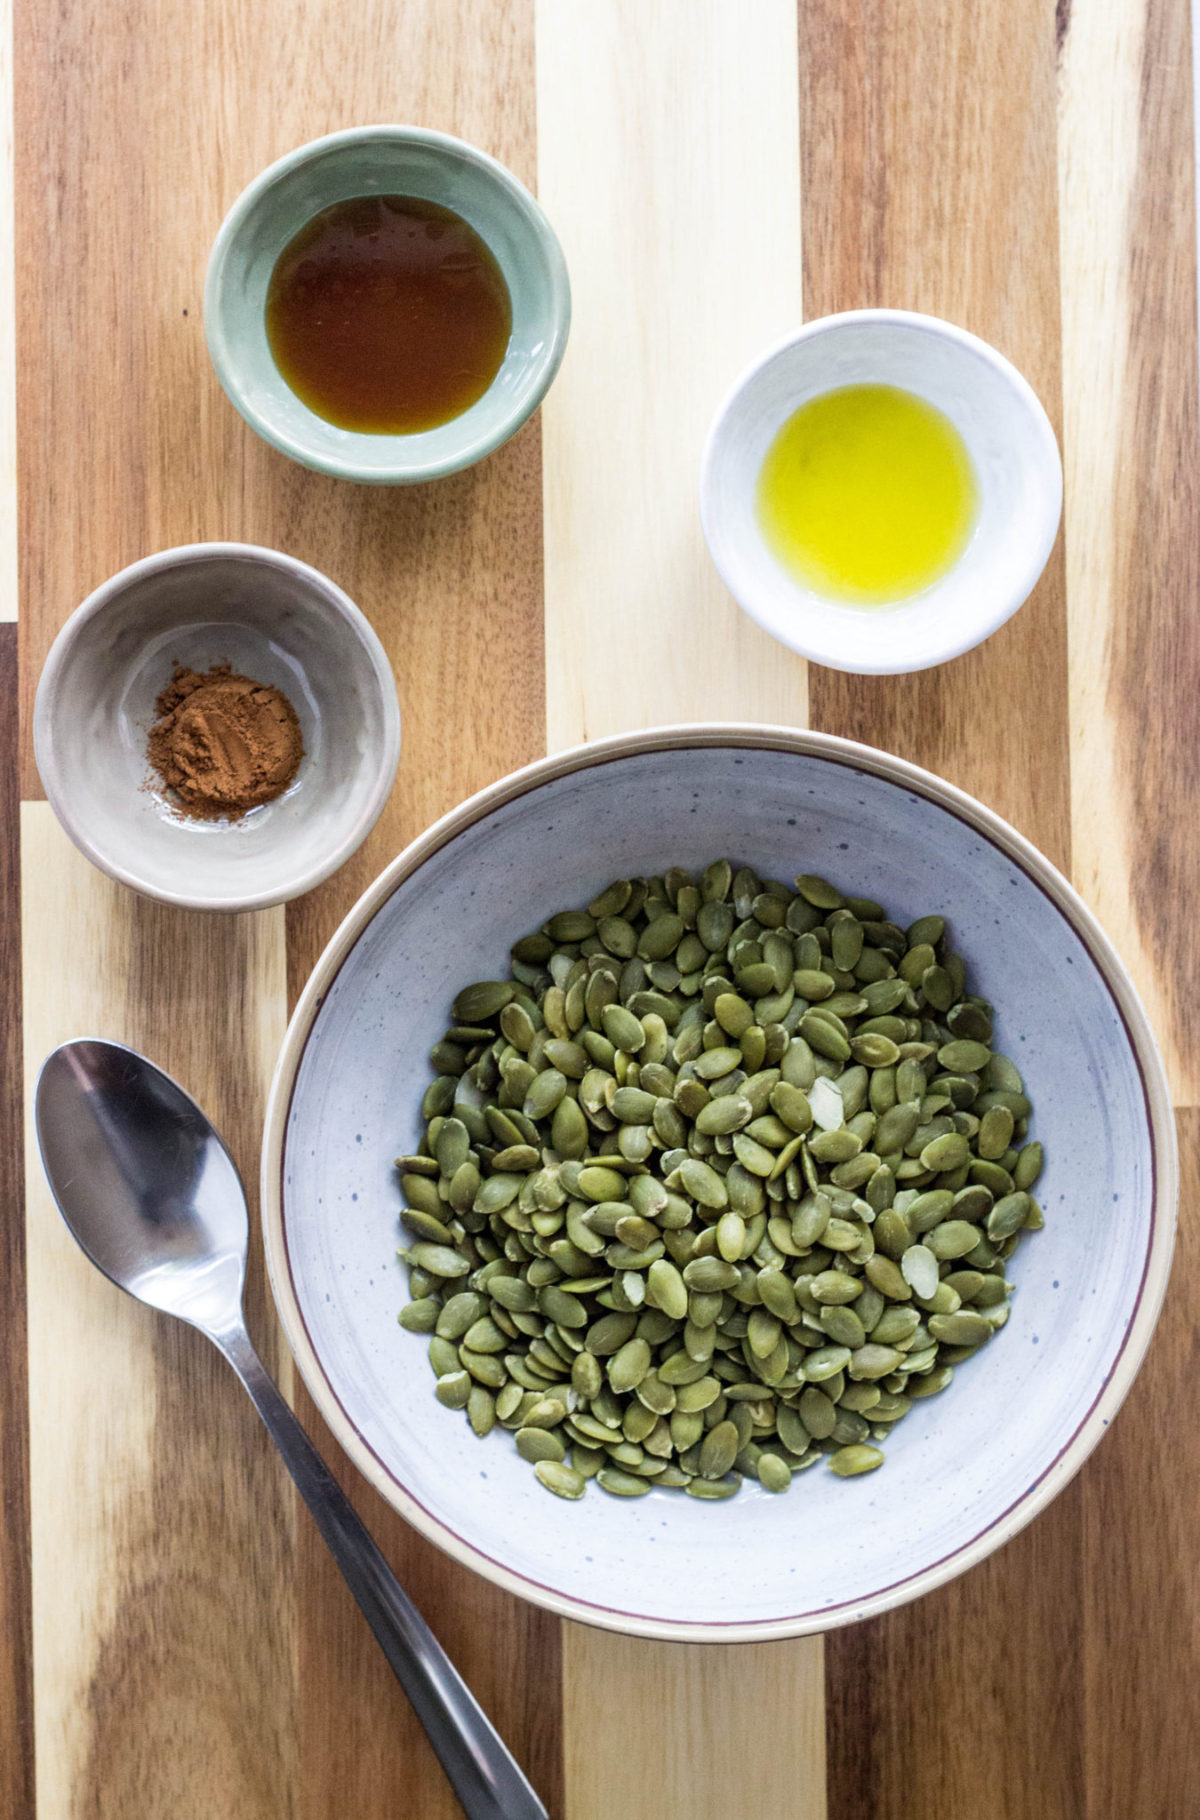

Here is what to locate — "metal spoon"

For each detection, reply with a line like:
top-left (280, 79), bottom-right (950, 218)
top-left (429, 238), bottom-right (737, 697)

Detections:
top-left (35, 1038), bottom-right (546, 1820)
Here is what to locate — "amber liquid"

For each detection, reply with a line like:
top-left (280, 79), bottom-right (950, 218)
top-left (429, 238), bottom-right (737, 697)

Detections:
top-left (265, 194), bottom-right (513, 434)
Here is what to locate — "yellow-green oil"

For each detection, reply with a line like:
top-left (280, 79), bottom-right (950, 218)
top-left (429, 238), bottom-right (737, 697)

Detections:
top-left (756, 384), bottom-right (978, 606)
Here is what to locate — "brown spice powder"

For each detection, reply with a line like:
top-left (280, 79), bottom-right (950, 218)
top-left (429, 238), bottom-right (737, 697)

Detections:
top-left (147, 662), bottom-right (304, 820)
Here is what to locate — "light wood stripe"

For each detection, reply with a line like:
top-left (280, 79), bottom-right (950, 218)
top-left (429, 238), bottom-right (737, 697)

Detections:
top-left (564, 1630), bottom-right (825, 1820)
top-left (1058, 0), bottom-right (1200, 1105)
top-left (536, 0), bottom-right (808, 753)
top-left (1061, 0), bottom-right (1200, 1808)
top-left (20, 804), bottom-right (293, 1818)
top-left (536, 6), bottom-right (822, 1818)
top-left (0, 0), bottom-right (13, 622)
top-left (798, 0), bottom-right (1071, 876)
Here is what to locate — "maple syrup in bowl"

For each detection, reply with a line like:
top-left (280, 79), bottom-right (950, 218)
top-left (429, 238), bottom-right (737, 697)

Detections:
top-left (265, 194), bottom-right (513, 435)
top-left (205, 127), bottom-right (570, 484)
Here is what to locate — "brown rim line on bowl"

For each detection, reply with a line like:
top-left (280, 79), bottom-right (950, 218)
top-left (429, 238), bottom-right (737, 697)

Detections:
top-left (260, 724), bottom-right (1177, 1642)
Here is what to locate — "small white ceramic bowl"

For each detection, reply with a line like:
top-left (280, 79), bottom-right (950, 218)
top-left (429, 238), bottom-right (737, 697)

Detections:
top-left (700, 311), bottom-right (1063, 674)
top-left (262, 726), bottom-right (1174, 1642)
top-left (34, 543), bottom-right (401, 911)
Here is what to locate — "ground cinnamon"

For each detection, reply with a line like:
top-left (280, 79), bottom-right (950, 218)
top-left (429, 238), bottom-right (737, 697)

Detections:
top-left (147, 662), bottom-right (304, 820)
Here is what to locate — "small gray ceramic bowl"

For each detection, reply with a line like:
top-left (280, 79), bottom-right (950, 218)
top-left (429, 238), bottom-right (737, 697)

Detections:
top-left (262, 726), bottom-right (1175, 1641)
top-left (34, 543), bottom-right (401, 911)
top-left (204, 126), bottom-right (571, 484)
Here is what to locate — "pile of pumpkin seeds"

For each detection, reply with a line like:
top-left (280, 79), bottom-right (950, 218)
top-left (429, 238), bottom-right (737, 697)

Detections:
top-left (395, 862), bottom-right (1044, 1503)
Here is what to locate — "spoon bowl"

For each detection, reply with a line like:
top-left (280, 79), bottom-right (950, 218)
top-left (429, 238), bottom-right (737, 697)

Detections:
top-left (36, 1038), bottom-right (248, 1329)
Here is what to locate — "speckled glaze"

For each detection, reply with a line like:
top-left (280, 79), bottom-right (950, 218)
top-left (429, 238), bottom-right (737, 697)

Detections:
top-left (262, 727), bottom-right (1176, 1641)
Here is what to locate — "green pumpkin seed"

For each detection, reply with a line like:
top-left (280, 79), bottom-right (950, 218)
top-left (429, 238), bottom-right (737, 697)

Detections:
top-left (699, 1420), bottom-right (740, 1478)
top-left (454, 982), bottom-right (516, 1023)
top-left (608, 1337), bottom-right (652, 1393)
top-left (907, 1364), bottom-right (954, 1399)
top-left (695, 1094), bottom-right (754, 1136)
top-left (406, 863), bottom-right (1042, 1502)
top-left (399, 1297), bottom-right (440, 1333)
top-left (987, 1191), bottom-right (1031, 1241)
top-left (796, 874), bottom-right (844, 909)
top-left (937, 1038), bottom-right (992, 1074)
top-left (596, 1466), bottom-right (651, 1497)
top-left (928, 1312), bottom-right (993, 1347)
top-left (533, 1460), bottom-right (586, 1499)
top-left (577, 1165), bottom-right (629, 1203)
top-left (829, 1443), bottom-right (884, 1477)
top-left (516, 1425), bottom-right (567, 1464)
top-left (809, 1270), bottom-right (863, 1306)
top-left (864, 1254), bottom-right (912, 1300)
top-left (436, 1292), bottom-right (486, 1340)
top-left (435, 1371), bottom-right (471, 1409)
top-left (978, 1104), bottom-right (1015, 1160)
top-left (400, 1207), bottom-right (454, 1245)
top-left (1014, 1141), bottom-right (1044, 1190)
top-left (800, 1013), bottom-right (852, 1062)
top-left (522, 1397), bottom-right (568, 1429)
top-left (682, 1256), bottom-right (740, 1293)
top-left (758, 1453), bottom-right (792, 1493)
top-left (925, 1220), bottom-right (982, 1260)
top-left (678, 1157), bottom-right (728, 1207)
top-left (848, 1344), bottom-right (906, 1380)
top-left (408, 1243), bottom-right (470, 1279)
top-left (920, 1131), bottom-right (971, 1172)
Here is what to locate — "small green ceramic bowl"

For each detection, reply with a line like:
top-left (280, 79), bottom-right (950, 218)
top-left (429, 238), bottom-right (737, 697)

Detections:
top-left (204, 126), bottom-right (571, 484)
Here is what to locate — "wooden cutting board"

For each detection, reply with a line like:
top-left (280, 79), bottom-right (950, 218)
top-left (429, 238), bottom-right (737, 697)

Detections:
top-left (4, 1), bottom-right (1198, 1815)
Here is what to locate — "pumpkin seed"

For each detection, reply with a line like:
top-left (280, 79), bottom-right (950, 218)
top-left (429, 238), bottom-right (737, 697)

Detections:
top-left (398, 1297), bottom-right (440, 1333)
top-left (758, 1453), bottom-right (792, 1493)
top-left (925, 1220), bottom-right (983, 1260)
top-left (829, 1444), bottom-right (885, 1476)
top-left (516, 1426), bottom-right (567, 1464)
top-left (535, 1460), bottom-right (587, 1499)
top-left (596, 1466), bottom-right (651, 1497)
top-left (1014, 1141), bottom-right (1044, 1190)
top-left (402, 863), bottom-right (1043, 1500)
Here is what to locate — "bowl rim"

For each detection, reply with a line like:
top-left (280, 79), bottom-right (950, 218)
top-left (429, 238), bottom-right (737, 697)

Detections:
top-left (261, 722), bottom-right (1176, 1641)
top-left (32, 540), bottom-right (402, 912)
top-left (203, 124), bottom-right (572, 485)
top-left (699, 308), bottom-right (1064, 675)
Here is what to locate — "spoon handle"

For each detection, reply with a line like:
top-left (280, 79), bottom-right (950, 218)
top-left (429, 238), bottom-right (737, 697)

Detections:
top-left (216, 1324), bottom-right (547, 1820)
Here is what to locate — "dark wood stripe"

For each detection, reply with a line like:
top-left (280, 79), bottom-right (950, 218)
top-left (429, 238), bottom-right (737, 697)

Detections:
top-left (0, 623), bottom-right (34, 1817)
top-left (1079, 1110), bottom-right (1200, 1815)
top-left (797, 4), bottom-right (1082, 1815)
top-left (1103, 0), bottom-right (1200, 1092)
top-left (797, 0), bottom-right (1070, 874)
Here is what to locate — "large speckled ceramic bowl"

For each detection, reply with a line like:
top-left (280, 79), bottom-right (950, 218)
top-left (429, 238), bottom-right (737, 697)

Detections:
top-left (262, 727), bottom-right (1175, 1641)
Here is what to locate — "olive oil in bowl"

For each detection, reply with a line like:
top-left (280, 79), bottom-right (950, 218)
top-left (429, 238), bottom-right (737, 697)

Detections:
top-left (756, 384), bottom-right (978, 606)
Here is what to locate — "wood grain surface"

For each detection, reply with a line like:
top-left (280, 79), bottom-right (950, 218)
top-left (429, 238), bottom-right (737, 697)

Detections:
top-left (4, 1), bottom-right (1198, 1817)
